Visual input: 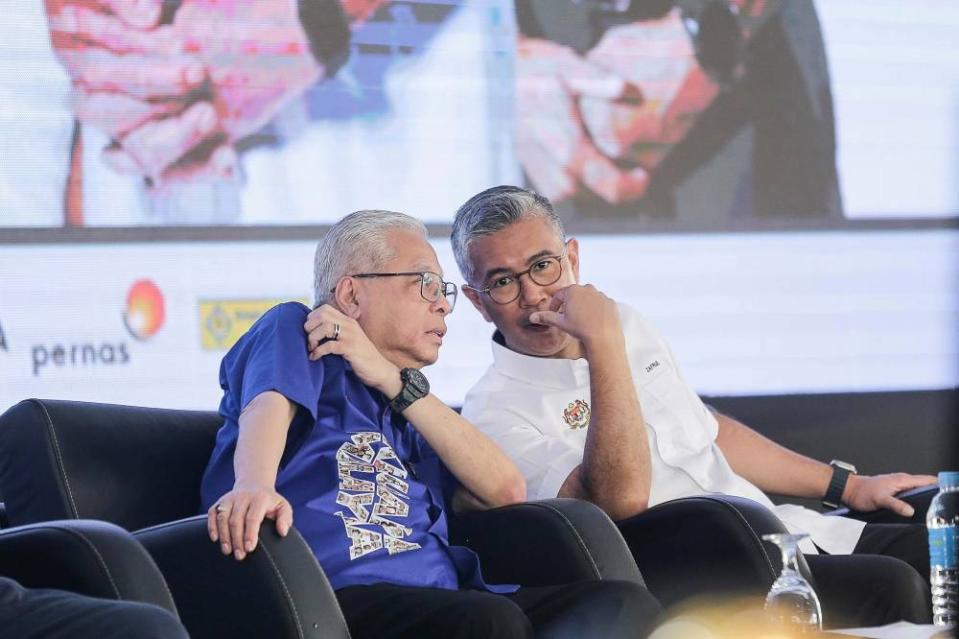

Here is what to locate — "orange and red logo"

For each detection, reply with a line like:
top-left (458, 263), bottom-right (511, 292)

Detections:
top-left (124, 279), bottom-right (165, 341)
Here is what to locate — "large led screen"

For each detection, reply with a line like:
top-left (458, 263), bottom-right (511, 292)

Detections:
top-left (2, 0), bottom-right (958, 232)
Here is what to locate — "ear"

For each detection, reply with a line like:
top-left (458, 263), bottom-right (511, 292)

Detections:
top-left (461, 284), bottom-right (493, 323)
top-left (332, 277), bottom-right (362, 320)
top-left (566, 237), bottom-right (581, 283)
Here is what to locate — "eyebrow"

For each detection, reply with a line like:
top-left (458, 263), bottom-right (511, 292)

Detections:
top-left (481, 249), bottom-right (555, 283)
top-left (412, 264), bottom-right (443, 277)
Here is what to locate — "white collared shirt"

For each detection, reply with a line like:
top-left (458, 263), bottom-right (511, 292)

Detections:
top-left (461, 304), bottom-right (865, 555)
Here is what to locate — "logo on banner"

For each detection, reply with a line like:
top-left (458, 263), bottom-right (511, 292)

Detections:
top-left (30, 279), bottom-right (160, 376)
top-left (124, 279), bottom-right (166, 341)
top-left (198, 298), bottom-right (308, 351)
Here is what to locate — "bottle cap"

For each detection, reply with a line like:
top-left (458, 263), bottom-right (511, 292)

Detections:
top-left (938, 471), bottom-right (959, 488)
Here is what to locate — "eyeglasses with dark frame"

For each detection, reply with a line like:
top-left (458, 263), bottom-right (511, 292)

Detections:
top-left (464, 249), bottom-right (568, 305)
top-left (333, 271), bottom-right (458, 311)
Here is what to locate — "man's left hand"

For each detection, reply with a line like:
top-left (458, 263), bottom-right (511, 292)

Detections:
top-left (842, 473), bottom-right (938, 517)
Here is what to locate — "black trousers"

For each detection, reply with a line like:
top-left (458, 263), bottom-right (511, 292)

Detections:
top-left (336, 580), bottom-right (662, 639)
top-left (806, 522), bottom-right (931, 629)
top-left (0, 576), bottom-right (188, 639)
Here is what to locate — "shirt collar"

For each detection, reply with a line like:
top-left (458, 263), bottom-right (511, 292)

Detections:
top-left (490, 330), bottom-right (589, 390)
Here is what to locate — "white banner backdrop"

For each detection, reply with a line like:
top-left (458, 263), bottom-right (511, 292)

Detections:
top-left (1, 229), bottom-right (956, 414)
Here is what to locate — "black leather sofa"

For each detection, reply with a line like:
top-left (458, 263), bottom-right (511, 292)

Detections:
top-left (0, 518), bottom-right (178, 614)
top-left (0, 398), bottom-right (646, 638)
top-left (0, 397), bottom-right (933, 632)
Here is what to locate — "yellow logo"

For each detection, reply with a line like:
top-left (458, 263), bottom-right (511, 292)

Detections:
top-left (198, 299), bottom-right (308, 351)
top-left (563, 399), bottom-right (590, 430)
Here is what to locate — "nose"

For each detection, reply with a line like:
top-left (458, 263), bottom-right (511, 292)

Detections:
top-left (432, 294), bottom-right (452, 316)
top-left (517, 274), bottom-right (548, 309)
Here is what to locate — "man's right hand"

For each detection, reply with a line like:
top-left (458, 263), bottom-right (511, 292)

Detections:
top-left (304, 305), bottom-right (402, 398)
top-left (207, 483), bottom-right (293, 561)
top-left (528, 283), bottom-right (624, 355)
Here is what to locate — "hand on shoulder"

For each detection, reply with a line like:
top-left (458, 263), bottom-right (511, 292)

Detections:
top-left (303, 304), bottom-right (400, 396)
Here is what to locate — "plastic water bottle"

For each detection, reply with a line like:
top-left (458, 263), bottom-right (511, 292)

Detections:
top-left (928, 471), bottom-right (959, 627)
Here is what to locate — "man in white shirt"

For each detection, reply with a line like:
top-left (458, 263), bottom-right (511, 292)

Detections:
top-left (450, 185), bottom-right (937, 628)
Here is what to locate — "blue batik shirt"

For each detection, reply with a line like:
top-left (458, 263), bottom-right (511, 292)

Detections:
top-left (200, 302), bottom-right (513, 592)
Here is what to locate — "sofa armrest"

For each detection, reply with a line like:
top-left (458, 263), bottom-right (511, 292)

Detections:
top-left (135, 516), bottom-right (349, 639)
top-left (825, 484), bottom-right (937, 525)
top-left (449, 498), bottom-right (644, 587)
top-left (616, 495), bottom-right (814, 608)
top-left (0, 519), bottom-right (177, 614)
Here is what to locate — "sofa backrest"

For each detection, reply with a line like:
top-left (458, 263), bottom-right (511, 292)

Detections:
top-left (0, 399), bottom-right (221, 531)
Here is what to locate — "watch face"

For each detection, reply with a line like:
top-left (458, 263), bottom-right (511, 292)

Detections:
top-left (402, 368), bottom-right (430, 397)
top-left (830, 460), bottom-right (857, 474)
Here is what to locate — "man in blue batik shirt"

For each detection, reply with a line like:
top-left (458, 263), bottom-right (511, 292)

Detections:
top-left (200, 209), bottom-right (660, 639)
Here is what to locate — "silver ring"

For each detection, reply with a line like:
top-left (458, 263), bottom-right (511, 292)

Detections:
top-left (332, 322), bottom-right (341, 341)
top-left (215, 504), bottom-right (224, 513)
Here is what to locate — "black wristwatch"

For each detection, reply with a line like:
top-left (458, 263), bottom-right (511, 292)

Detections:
top-left (822, 460), bottom-right (857, 510)
top-left (388, 368), bottom-right (430, 413)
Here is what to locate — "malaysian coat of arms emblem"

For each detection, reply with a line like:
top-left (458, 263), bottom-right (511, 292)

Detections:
top-left (563, 399), bottom-right (590, 430)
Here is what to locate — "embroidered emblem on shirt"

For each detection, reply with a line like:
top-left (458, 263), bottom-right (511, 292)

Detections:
top-left (334, 432), bottom-right (421, 560)
top-left (563, 399), bottom-right (590, 430)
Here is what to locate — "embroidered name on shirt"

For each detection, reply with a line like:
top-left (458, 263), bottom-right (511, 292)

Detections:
top-left (563, 399), bottom-right (590, 430)
top-left (334, 432), bottom-right (421, 560)
top-left (645, 360), bottom-right (661, 374)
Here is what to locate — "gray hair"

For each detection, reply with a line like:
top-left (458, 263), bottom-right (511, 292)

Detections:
top-left (451, 185), bottom-right (566, 284)
top-left (314, 209), bottom-right (428, 307)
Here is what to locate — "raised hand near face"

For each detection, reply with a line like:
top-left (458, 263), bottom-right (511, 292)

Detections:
top-left (304, 304), bottom-right (403, 398)
top-left (528, 283), bottom-right (624, 355)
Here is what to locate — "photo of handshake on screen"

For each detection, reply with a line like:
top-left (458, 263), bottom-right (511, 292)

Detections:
top-left (45, 0), bottom-right (748, 205)
top-left (44, 0), bottom-right (355, 189)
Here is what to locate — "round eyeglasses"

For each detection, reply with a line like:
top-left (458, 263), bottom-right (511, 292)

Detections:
top-left (340, 271), bottom-right (457, 311)
top-left (464, 253), bottom-right (566, 305)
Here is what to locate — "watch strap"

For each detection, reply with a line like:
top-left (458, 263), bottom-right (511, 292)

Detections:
top-left (822, 463), bottom-right (854, 510)
top-left (388, 369), bottom-right (428, 413)
top-left (388, 387), bottom-right (416, 414)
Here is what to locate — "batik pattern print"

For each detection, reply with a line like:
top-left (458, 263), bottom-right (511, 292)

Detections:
top-left (335, 432), bottom-right (422, 560)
